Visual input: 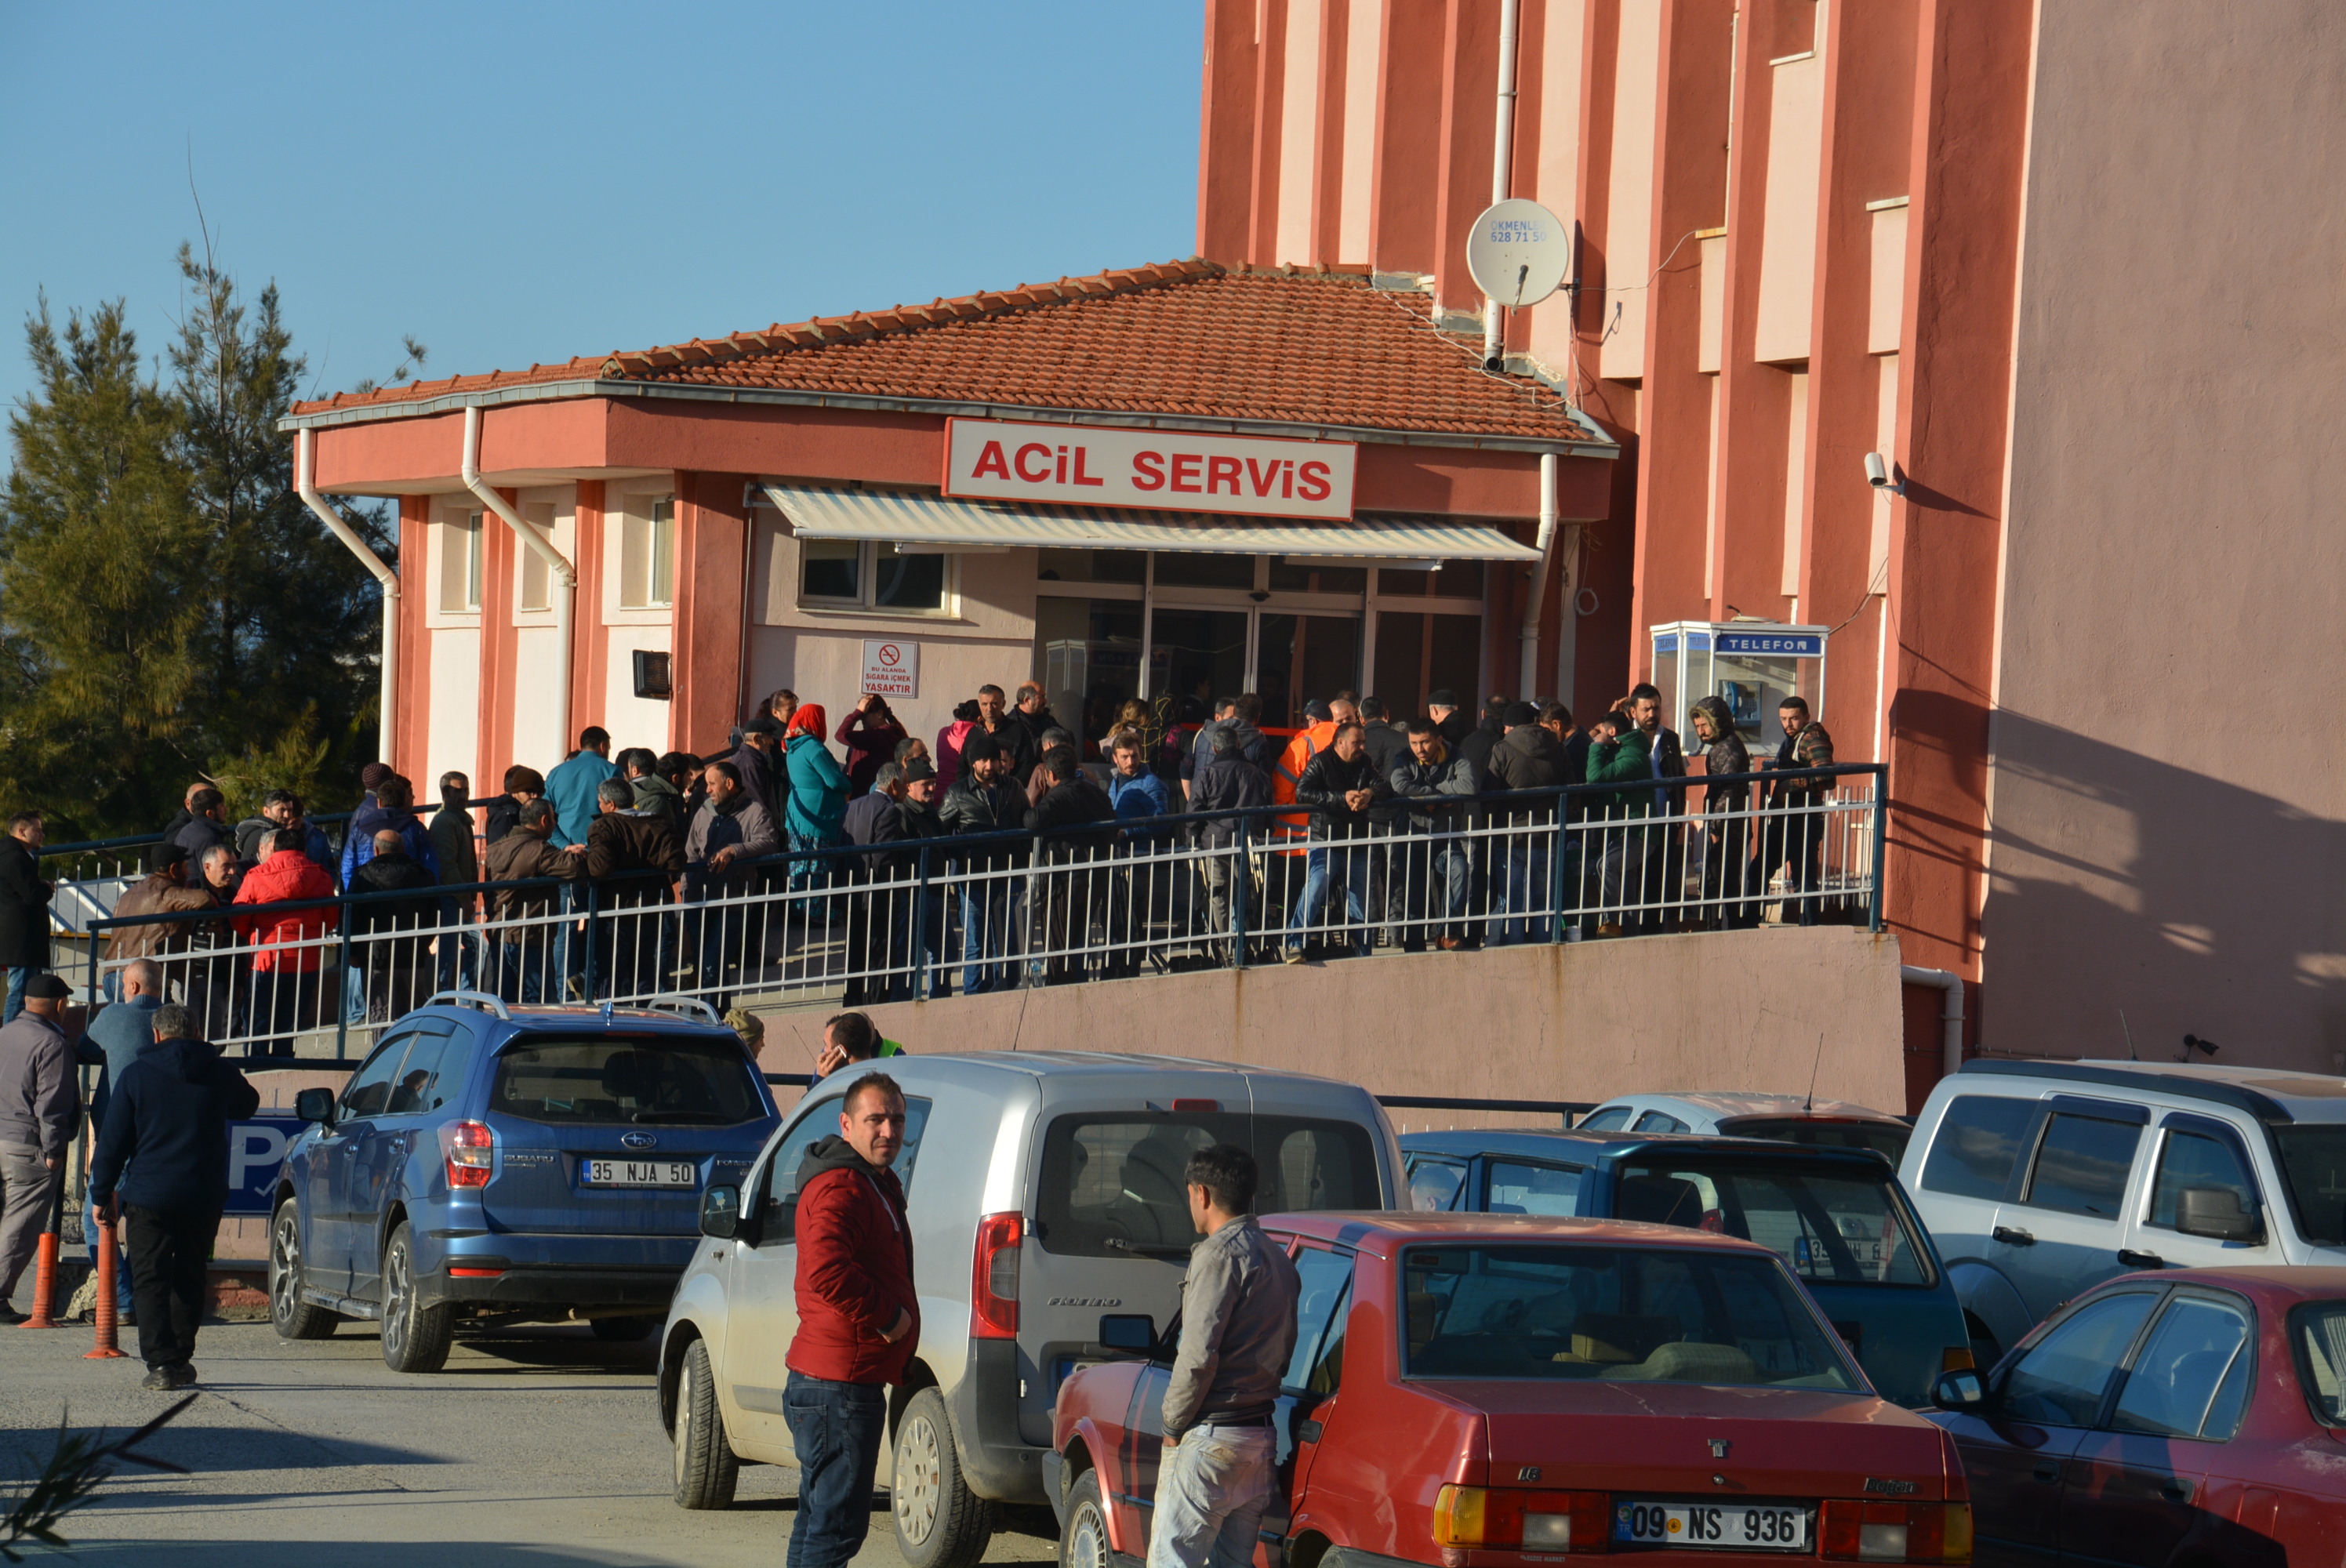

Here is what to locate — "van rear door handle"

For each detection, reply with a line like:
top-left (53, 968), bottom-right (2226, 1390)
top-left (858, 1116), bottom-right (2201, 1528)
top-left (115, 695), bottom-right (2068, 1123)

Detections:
top-left (2032, 1461), bottom-right (2061, 1484)
top-left (1295, 1420), bottom-right (1324, 1443)
top-left (1992, 1226), bottom-right (2036, 1247)
top-left (2116, 1249), bottom-right (2166, 1269)
top-left (2159, 1479), bottom-right (2192, 1504)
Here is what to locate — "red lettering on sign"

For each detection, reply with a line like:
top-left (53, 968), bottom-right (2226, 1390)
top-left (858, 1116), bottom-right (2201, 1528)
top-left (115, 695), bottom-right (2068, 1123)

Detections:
top-left (1171, 454), bottom-right (1203, 493)
top-left (1206, 456), bottom-right (1242, 495)
top-left (971, 441), bottom-right (1010, 480)
top-left (1132, 452), bottom-right (1165, 490)
top-left (1015, 443), bottom-right (1053, 482)
top-left (1055, 446), bottom-right (1069, 484)
top-left (1072, 446), bottom-right (1105, 486)
top-left (1281, 461), bottom-right (1294, 499)
top-left (1247, 458), bottom-right (1280, 498)
top-left (1297, 460), bottom-right (1332, 502)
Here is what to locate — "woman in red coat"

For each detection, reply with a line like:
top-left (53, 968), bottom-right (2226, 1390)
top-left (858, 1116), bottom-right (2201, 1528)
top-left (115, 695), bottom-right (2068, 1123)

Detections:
top-left (232, 832), bottom-right (336, 1054)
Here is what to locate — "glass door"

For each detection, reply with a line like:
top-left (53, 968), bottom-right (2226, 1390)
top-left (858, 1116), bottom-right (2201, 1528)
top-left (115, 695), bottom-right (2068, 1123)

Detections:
top-left (1255, 613), bottom-right (1363, 731)
top-left (1146, 608), bottom-right (1251, 730)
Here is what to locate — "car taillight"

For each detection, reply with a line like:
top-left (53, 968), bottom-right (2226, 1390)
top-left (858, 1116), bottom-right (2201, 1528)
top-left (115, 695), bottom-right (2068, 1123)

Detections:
top-left (440, 1120), bottom-right (494, 1189)
top-left (970, 1211), bottom-right (1021, 1339)
top-left (1821, 1501), bottom-right (1972, 1563)
top-left (1433, 1486), bottom-right (1608, 1552)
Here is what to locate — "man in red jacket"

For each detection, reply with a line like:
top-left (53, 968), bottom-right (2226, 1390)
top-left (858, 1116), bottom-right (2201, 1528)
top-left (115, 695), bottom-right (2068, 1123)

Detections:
top-left (786, 1071), bottom-right (919, 1568)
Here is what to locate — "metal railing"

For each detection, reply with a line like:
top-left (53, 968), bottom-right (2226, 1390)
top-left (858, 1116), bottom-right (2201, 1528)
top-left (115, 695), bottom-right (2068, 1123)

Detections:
top-left (71, 764), bottom-right (1883, 1058)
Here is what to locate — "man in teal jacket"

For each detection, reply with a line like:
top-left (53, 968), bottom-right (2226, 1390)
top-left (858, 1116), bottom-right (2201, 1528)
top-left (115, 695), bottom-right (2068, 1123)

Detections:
top-left (1583, 710), bottom-right (1654, 932)
top-left (544, 727), bottom-right (619, 848)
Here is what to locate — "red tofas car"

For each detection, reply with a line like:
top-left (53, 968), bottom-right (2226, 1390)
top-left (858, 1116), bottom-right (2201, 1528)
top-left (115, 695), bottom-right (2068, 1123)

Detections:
top-left (1047, 1214), bottom-right (1974, 1567)
top-left (1924, 1266), bottom-right (2346, 1566)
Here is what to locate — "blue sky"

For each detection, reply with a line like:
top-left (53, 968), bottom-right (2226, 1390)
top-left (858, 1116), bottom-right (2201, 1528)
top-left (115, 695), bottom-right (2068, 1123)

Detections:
top-left (0, 2), bottom-right (1203, 416)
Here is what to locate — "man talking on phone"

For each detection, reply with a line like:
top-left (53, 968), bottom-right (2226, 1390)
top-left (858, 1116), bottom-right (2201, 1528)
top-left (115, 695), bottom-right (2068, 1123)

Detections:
top-left (784, 1073), bottom-right (919, 1568)
top-left (1154, 1143), bottom-right (1301, 1568)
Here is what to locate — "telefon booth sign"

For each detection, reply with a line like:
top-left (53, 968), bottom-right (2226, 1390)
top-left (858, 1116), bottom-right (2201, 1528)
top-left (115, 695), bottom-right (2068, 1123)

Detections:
top-left (1649, 621), bottom-right (1829, 750)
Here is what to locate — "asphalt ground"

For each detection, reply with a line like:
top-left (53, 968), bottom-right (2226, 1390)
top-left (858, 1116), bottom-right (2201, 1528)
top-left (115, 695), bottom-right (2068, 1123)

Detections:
top-left (2, 1316), bottom-right (1062, 1568)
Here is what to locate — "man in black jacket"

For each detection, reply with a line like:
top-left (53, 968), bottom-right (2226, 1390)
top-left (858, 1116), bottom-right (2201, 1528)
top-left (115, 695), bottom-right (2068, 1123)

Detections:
top-left (1282, 723), bottom-right (1390, 963)
top-left (352, 831), bottom-right (442, 1021)
top-left (1190, 728), bottom-right (1271, 958)
top-left (940, 733), bottom-right (1026, 994)
top-left (89, 1003), bottom-right (259, 1388)
top-left (1626, 682), bottom-right (1689, 931)
top-left (890, 760), bottom-right (949, 999)
top-left (0, 812), bottom-right (51, 1024)
top-left (1485, 704), bottom-right (1571, 945)
top-left (1025, 750), bottom-right (1115, 985)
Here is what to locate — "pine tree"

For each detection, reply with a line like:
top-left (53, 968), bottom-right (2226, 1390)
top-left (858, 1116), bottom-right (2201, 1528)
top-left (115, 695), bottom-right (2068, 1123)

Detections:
top-left (169, 241), bottom-right (394, 800)
top-left (0, 298), bottom-right (208, 838)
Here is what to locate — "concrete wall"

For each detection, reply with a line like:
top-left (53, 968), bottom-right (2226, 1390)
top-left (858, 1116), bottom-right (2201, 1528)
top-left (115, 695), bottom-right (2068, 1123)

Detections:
top-left (752, 924), bottom-right (1910, 1120)
top-left (1981, 0), bottom-right (2346, 1069)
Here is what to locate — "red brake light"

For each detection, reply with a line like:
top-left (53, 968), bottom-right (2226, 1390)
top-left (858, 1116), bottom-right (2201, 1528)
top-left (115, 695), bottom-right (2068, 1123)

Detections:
top-left (1433, 1486), bottom-right (1608, 1552)
top-left (971, 1210), bottom-right (1022, 1339)
top-left (441, 1120), bottom-right (494, 1189)
top-left (1170, 1099), bottom-right (1220, 1112)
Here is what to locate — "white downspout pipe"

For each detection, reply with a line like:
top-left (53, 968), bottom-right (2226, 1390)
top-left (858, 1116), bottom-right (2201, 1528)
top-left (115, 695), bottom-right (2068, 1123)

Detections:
top-left (1902, 965), bottom-right (1967, 1079)
top-left (296, 427), bottom-right (400, 762)
top-left (1520, 451), bottom-right (1557, 699)
top-left (461, 404), bottom-right (576, 764)
top-left (1481, 0), bottom-right (1523, 369)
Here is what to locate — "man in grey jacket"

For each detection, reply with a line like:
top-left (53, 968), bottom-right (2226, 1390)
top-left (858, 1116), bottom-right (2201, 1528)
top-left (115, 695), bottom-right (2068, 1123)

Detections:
top-left (1154, 1143), bottom-right (1301, 1568)
top-left (0, 974), bottom-right (80, 1322)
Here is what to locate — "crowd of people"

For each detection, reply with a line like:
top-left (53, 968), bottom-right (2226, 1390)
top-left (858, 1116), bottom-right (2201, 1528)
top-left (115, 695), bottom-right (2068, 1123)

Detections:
top-left (0, 676), bottom-right (1848, 1052)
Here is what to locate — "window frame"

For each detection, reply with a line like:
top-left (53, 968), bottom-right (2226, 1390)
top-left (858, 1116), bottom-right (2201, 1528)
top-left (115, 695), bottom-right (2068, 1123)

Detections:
top-left (2144, 1112), bottom-right (2265, 1233)
top-left (339, 1033), bottom-right (418, 1120)
top-left (2104, 1287), bottom-right (2257, 1443)
top-left (1278, 1239), bottom-right (1357, 1398)
top-left (2018, 1097), bottom-right (2149, 1219)
top-left (797, 538), bottom-right (957, 618)
top-left (1994, 1286), bottom-right (2164, 1428)
top-left (2286, 1298), bottom-right (2346, 1430)
top-left (1919, 1093), bottom-right (2041, 1201)
top-left (1406, 1154), bottom-right (1471, 1213)
top-left (619, 494), bottom-right (677, 610)
top-left (1482, 1156), bottom-right (1586, 1218)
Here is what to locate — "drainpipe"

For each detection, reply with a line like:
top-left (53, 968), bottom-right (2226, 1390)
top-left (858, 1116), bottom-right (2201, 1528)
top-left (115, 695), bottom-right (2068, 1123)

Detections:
top-left (462, 404), bottom-right (576, 761)
top-left (296, 428), bottom-right (400, 761)
top-left (1902, 965), bottom-right (1967, 1078)
top-left (1519, 451), bottom-right (1557, 698)
top-left (1481, 0), bottom-right (1523, 369)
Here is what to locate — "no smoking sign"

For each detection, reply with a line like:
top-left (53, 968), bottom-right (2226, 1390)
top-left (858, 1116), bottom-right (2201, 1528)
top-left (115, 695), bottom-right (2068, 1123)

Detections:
top-left (860, 638), bottom-right (918, 699)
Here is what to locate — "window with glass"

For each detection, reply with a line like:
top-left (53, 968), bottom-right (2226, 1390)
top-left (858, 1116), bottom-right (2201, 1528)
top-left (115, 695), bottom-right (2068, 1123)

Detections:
top-left (1400, 1243), bottom-right (1861, 1389)
top-left (2271, 1127), bottom-right (2346, 1247)
top-left (384, 1029), bottom-right (473, 1116)
top-left (1920, 1095), bottom-right (2040, 1200)
top-left (2148, 1126), bottom-right (2260, 1231)
top-left (441, 511), bottom-right (484, 612)
top-left (2290, 1300), bottom-right (2346, 1426)
top-left (1283, 1246), bottom-right (1355, 1395)
top-left (1487, 1160), bottom-right (1582, 1217)
top-left (516, 502), bottom-right (557, 612)
top-left (488, 1035), bottom-right (766, 1127)
top-left (2109, 1295), bottom-right (2253, 1440)
top-left (1034, 596), bottom-right (1144, 758)
top-left (1409, 1157), bottom-right (1469, 1212)
top-left (2024, 1112), bottom-right (2142, 1218)
top-left (1033, 1112), bottom-right (1380, 1257)
top-left (340, 1036), bottom-right (413, 1119)
top-left (1999, 1290), bottom-right (2157, 1426)
top-left (621, 495), bottom-right (675, 608)
top-left (1613, 1160), bottom-right (1933, 1286)
top-left (799, 539), bottom-right (946, 613)
top-left (1723, 1117), bottom-right (1911, 1168)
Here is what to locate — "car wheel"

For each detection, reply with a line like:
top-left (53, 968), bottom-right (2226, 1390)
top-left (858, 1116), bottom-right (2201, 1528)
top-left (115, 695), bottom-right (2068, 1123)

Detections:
top-left (1059, 1469), bottom-right (1109, 1568)
top-left (672, 1338), bottom-right (739, 1510)
top-left (268, 1199), bottom-right (340, 1341)
top-left (893, 1386), bottom-right (995, 1568)
top-left (379, 1221), bottom-right (453, 1374)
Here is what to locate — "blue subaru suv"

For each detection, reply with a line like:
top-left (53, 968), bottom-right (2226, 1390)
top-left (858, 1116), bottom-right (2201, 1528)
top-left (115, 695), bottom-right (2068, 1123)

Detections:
top-left (267, 993), bottom-right (781, 1373)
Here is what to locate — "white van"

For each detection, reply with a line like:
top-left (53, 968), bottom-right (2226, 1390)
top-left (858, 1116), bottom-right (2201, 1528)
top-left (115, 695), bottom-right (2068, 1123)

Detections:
top-left (656, 1051), bottom-right (1403, 1568)
top-left (1901, 1058), bottom-right (2346, 1363)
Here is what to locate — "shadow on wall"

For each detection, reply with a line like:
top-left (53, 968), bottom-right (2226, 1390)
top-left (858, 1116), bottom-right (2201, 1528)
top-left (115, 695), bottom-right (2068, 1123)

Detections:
top-left (1980, 706), bottom-right (2346, 1070)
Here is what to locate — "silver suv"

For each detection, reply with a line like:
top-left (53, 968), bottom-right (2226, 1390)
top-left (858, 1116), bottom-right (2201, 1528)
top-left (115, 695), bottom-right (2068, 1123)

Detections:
top-left (1902, 1058), bottom-right (2346, 1363)
top-left (656, 1050), bottom-right (1402, 1568)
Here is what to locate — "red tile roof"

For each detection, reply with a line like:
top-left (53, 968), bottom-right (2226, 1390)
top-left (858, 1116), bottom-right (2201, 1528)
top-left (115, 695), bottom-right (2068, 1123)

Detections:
top-left (292, 258), bottom-right (1599, 444)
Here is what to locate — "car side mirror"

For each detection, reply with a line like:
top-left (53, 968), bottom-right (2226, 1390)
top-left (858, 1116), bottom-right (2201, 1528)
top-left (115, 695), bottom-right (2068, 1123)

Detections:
top-left (1932, 1367), bottom-right (1987, 1411)
top-left (1099, 1314), bottom-right (1157, 1353)
top-left (699, 1183), bottom-right (742, 1240)
top-left (2176, 1186), bottom-right (2261, 1243)
top-left (295, 1087), bottom-right (336, 1126)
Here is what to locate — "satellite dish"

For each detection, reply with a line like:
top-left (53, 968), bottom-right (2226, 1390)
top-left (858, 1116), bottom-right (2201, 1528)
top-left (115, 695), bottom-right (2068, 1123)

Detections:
top-left (1465, 198), bottom-right (1572, 309)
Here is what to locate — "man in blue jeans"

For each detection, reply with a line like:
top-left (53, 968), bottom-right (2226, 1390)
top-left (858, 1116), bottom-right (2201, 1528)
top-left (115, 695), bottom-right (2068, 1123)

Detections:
top-left (783, 1073), bottom-right (918, 1568)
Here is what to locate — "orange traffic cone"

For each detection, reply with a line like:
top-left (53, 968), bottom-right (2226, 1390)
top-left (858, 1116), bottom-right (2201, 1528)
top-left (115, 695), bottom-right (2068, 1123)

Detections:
top-left (85, 1210), bottom-right (125, 1359)
top-left (18, 1231), bottom-right (56, 1328)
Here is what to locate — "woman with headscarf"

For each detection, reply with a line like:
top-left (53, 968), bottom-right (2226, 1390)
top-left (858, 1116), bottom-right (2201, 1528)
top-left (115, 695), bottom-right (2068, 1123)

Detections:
top-left (1689, 695), bottom-right (1756, 929)
top-left (782, 704), bottom-right (851, 902)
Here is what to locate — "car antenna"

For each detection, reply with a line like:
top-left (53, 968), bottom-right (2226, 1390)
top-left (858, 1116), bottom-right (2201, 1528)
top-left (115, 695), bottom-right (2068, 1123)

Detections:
top-left (2119, 1009), bottom-right (2137, 1061)
top-left (1803, 1030), bottom-right (1825, 1113)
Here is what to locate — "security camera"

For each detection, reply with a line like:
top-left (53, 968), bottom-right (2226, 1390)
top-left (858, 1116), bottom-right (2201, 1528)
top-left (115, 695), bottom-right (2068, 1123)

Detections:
top-left (1863, 452), bottom-right (1903, 495)
top-left (1249, 589), bottom-right (1270, 603)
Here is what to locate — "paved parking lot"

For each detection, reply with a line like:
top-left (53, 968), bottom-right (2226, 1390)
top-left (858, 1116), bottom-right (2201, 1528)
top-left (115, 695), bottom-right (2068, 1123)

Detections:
top-left (2, 1318), bottom-right (1060, 1568)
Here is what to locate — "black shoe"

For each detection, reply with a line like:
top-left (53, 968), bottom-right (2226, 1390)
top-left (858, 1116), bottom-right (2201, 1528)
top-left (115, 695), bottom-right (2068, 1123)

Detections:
top-left (140, 1367), bottom-right (173, 1390)
top-left (166, 1363), bottom-right (198, 1388)
top-left (0, 1305), bottom-right (26, 1326)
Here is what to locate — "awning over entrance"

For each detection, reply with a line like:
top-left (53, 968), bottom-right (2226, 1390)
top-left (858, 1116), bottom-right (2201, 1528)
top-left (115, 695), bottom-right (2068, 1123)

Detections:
top-left (760, 482), bottom-right (1542, 561)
